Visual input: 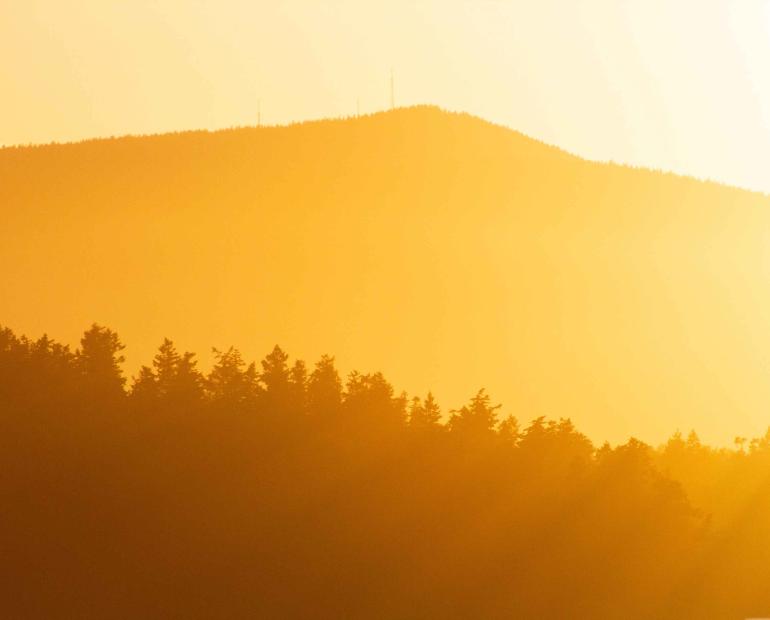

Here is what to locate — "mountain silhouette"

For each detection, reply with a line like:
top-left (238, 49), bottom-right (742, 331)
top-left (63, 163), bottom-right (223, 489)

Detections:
top-left (2, 105), bottom-right (768, 443)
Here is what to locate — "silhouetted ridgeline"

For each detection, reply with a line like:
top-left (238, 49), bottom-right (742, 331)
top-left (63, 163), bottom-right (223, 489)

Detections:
top-left (3, 324), bottom-right (770, 618)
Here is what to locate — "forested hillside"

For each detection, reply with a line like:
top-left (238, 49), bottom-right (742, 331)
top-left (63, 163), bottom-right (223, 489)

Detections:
top-left (3, 324), bottom-right (770, 618)
top-left (3, 107), bottom-right (770, 443)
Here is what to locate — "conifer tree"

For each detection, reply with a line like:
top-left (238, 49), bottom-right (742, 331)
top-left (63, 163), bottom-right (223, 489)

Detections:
top-left (307, 355), bottom-right (343, 419)
top-left (449, 389), bottom-right (500, 436)
top-left (76, 324), bottom-right (126, 402)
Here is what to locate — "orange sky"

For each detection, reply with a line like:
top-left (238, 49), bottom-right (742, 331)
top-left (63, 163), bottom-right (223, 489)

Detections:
top-left (2, 1), bottom-right (770, 192)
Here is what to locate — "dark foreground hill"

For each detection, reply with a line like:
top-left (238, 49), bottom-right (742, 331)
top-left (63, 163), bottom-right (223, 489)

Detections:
top-left (5, 323), bottom-right (770, 619)
top-left (2, 106), bottom-right (769, 443)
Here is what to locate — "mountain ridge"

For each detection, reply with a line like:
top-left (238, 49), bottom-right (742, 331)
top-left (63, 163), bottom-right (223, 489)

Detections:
top-left (2, 105), bottom-right (770, 444)
top-left (3, 105), bottom-right (764, 197)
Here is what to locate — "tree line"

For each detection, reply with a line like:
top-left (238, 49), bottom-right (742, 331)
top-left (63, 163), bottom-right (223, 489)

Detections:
top-left (2, 323), bottom-right (770, 618)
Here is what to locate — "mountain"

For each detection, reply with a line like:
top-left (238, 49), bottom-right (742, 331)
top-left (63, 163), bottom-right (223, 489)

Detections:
top-left (2, 105), bottom-right (769, 443)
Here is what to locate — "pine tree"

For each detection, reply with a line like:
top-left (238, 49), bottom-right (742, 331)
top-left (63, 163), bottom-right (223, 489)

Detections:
top-left (130, 365), bottom-right (159, 407)
top-left (153, 338), bottom-right (180, 398)
top-left (259, 345), bottom-right (291, 414)
top-left (207, 347), bottom-right (260, 411)
top-left (289, 359), bottom-right (308, 416)
top-left (409, 392), bottom-right (442, 431)
top-left (497, 414), bottom-right (520, 446)
top-left (448, 389), bottom-right (500, 437)
top-left (307, 355), bottom-right (343, 419)
top-left (76, 324), bottom-right (126, 402)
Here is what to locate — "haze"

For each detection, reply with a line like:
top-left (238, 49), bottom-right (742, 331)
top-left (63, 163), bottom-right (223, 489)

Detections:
top-left (8, 4), bottom-right (770, 616)
top-left (3, 0), bottom-right (770, 192)
top-left (3, 107), bottom-right (770, 446)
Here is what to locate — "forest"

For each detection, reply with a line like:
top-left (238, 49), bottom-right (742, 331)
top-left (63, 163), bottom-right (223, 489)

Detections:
top-left (3, 323), bottom-right (770, 618)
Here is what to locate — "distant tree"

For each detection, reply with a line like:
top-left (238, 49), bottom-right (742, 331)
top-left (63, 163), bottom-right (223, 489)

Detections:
top-left (597, 437), bottom-right (653, 472)
top-left (30, 334), bottom-right (76, 397)
top-left (497, 414), bottom-right (520, 447)
top-left (408, 396), bottom-right (423, 425)
top-left (0, 326), bottom-right (17, 355)
top-left (289, 359), bottom-right (308, 416)
top-left (153, 338), bottom-right (180, 395)
top-left (207, 347), bottom-right (260, 411)
top-left (449, 389), bottom-right (500, 437)
top-left (259, 345), bottom-right (292, 414)
top-left (749, 428), bottom-right (770, 454)
top-left (131, 340), bottom-right (204, 411)
top-left (518, 416), bottom-right (594, 479)
top-left (664, 430), bottom-right (686, 453)
top-left (174, 351), bottom-right (204, 405)
top-left (130, 365), bottom-right (159, 406)
top-left (686, 430), bottom-right (702, 450)
top-left (76, 324), bottom-right (126, 401)
top-left (261, 345), bottom-right (290, 393)
top-left (344, 371), bottom-right (406, 431)
top-left (307, 355), bottom-right (343, 419)
top-left (409, 392), bottom-right (442, 431)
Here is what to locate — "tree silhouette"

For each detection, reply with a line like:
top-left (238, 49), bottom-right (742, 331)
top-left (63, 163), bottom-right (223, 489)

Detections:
top-left (288, 358), bottom-right (308, 416)
top-left (76, 323), bottom-right (125, 402)
top-left (259, 344), bottom-right (291, 412)
top-left (345, 370), bottom-right (406, 433)
top-left (497, 413), bottom-right (520, 446)
top-left (130, 340), bottom-right (204, 412)
top-left (130, 364), bottom-right (159, 405)
top-left (4, 322), bottom-right (770, 618)
top-left (207, 346), bottom-right (260, 410)
top-left (307, 354), bottom-right (343, 420)
top-left (409, 392), bottom-right (442, 432)
top-left (449, 388), bottom-right (500, 437)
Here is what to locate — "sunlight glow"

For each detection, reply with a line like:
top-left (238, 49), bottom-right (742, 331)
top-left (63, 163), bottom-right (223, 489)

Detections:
top-left (2, 1), bottom-right (770, 191)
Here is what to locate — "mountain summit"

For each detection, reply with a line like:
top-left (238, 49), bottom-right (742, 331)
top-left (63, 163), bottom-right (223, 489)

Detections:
top-left (2, 106), bottom-right (768, 443)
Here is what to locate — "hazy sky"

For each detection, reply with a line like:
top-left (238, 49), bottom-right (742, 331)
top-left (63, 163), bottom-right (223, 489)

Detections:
top-left (3, 0), bottom-right (770, 191)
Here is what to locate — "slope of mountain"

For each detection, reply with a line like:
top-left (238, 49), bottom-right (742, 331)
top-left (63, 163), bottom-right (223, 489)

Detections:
top-left (2, 106), bottom-right (769, 443)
